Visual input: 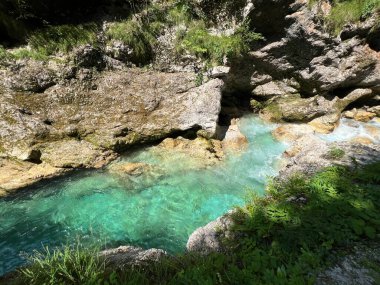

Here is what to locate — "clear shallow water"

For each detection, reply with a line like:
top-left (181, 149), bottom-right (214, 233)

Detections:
top-left (0, 116), bottom-right (286, 276)
top-left (318, 118), bottom-right (380, 143)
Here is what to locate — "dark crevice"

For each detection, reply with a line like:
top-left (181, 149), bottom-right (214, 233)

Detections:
top-left (112, 125), bottom-right (203, 154)
top-left (26, 149), bottom-right (42, 164)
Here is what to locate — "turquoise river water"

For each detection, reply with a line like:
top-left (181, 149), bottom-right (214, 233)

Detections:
top-left (1, 116), bottom-right (379, 275)
top-left (0, 116), bottom-right (288, 275)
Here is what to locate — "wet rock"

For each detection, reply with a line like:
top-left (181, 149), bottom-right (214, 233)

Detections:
top-left (272, 123), bottom-right (315, 142)
top-left (0, 158), bottom-right (67, 194)
top-left (100, 246), bottom-right (166, 268)
top-left (155, 136), bottom-right (224, 167)
top-left (0, 69), bottom-right (223, 193)
top-left (354, 110), bottom-right (377, 122)
top-left (219, 119), bottom-right (248, 152)
top-left (261, 89), bottom-right (374, 132)
top-left (308, 113), bottom-right (341, 134)
top-left (350, 137), bottom-right (374, 145)
top-left (39, 140), bottom-right (108, 168)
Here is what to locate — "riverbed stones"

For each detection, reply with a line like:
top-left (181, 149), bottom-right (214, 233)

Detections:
top-left (109, 162), bottom-right (152, 176)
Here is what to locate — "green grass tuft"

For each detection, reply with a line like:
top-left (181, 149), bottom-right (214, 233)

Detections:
top-left (106, 20), bottom-right (156, 65)
top-left (28, 23), bottom-right (98, 56)
top-left (326, 0), bottom-right (380, 34)
top-left (325, 147), bottom-right (345, 160)
top-left (19, 244), bottom-right (103, 285)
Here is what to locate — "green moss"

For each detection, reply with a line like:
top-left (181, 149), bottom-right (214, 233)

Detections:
top-left (250, 99), bottom-right (264, 113)
top-left (11, 48), bottom-right (49, 61)
top-left (325, 147), bottom-right (345, 160)
top-left (262, 102), bottom-right (283, 122)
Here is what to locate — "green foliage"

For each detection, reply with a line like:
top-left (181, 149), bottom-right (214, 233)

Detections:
top-left (28, 24), bottom-right (98, 56)
top-left (194, 72), bottom-right (204, 86)
top-left (325, 147), bottom-right (345, 160)
top-left (19, 244), bottom-right (104, 285)
top-left (326, 0), bottom-right (380, 34)
top-left (106, 20), bottom-right (156, 65)
top-left (176, 21), bottom-right (263, 66)
top-left (13, 162), bottom-right (380, 284)
top-left (0, 45), bottom-right (12, 61)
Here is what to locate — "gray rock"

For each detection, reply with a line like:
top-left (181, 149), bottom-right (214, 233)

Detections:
top-left (187, 212), bottom-right (235, 254)
top-left (3, 60), bottom-right (56, 92)
top-left (316, 243), bottom-right (380, 285)
top-left (74, 45), bottom-right (106, 70)
top-left (100, 246), bottom-right (166, 268)
top-left (252, 80), bottom-right (298, 99)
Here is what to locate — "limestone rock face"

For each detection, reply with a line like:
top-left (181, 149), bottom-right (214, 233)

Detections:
top-left (260, 89), bottom-right (374, 133)
top-left (0, 69), bottom-right (223, 192)
top-left (100, 246), bottom-right (166, 268)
